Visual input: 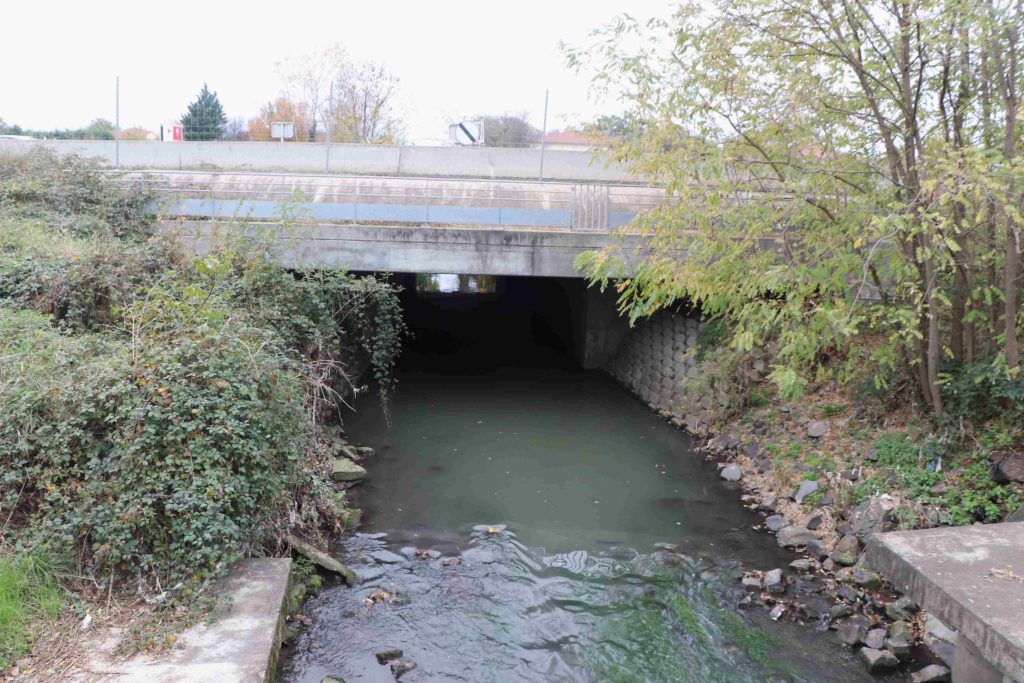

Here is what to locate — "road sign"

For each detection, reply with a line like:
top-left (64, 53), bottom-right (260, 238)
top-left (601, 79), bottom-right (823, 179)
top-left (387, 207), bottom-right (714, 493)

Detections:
top-left (271, 121), bottom-right (295, 142)
top-left (449, 121), bottom-right (483, 146)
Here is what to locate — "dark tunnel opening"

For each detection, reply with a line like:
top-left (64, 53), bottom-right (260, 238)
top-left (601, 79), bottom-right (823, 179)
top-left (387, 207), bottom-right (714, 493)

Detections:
top-left (367, 273), bottom-right (590, 374)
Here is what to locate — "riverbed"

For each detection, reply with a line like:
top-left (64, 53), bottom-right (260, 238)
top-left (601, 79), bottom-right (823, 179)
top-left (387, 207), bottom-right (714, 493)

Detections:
top-left (280, 367), bottom-right (892, 682)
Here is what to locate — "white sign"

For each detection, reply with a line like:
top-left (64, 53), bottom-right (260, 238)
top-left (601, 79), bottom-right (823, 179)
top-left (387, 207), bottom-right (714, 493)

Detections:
top-left (271, 121), bottom-right (295, 141)
top-left (449, 121), bottom-right (483, 146)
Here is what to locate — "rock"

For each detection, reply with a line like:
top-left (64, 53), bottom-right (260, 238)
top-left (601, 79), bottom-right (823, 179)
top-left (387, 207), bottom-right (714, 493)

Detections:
top-left (910, 664), bottom-right (952, 682)
top-left (992, 451), bottom-right (1024, 482)
top-left (864, 446), bottom-right (878, 462)
top-left (805, 538), bottom-right (830, 561)
top-left (764, 568), bottom-right (786, 594)
top-left (759, 496), bottom-right (777, 511)
top-left (859, 648), bottom-right (898, 674)
top-left (821, 558), bottom-right (835, 572)
top-left (370, 550), bottom-right (406, 565)
top-left (742, 443), bottom-right (759, 459)
top-left (331, 457), bottom-right (367, 482)
top-left (765, 514), bottom-right (788, 532)
top-left (830, 535), bottom-right (861, 566)
top-left (741, 572), bottom-right (763, 591)
top-left (800, 598), bottom-right (831, 620)
top-left (789, 558), bottom-right (814, 572)
top-left (283, 622), bottom-right (299, 646)
top-left (769, 604), bottom-right (785, 620)
top-left (720, 464), bottom-right (743, 481)
top-left (390, 659), bottom-right (417, 679)
top-left (807, 420), bottom-right (829, 438)
top-left (834, 566), bottom-right (882, 588)
top-left (924, 614), bottom-right (958, 666)
top-left (849, 496), bottom-right (896, 539)
top-left (1008, 505), bottom-right (1024, 523)
top-left (829, 603), bottom-right (853, 620)
top-left (837, 621), bottom-right (866, 646)
top-left (354, 446), bottom-right (375, 458)
top-left (654, 542), bottom-right (679, 552)
top-left (376, 648), bottom-right (403, 664)
top-left (886, 595), bottom-right (919, 621)
top-left (442, 557), bottom-right (461, 567)
top-left (836, 585), bottom-right (860, 602)
top-left (887, 637), bottom-right (911, 658)
top-left (864, 629), bottom-right (887, 650)
top-left (806, 514), bottom-right (823, 530)
top-left (288, 536), bottom-right (356, 586)
top-left (321, 676), bottom-right (347, 683)
top-left (889, 620), bottom-right (912, 641)
top-left (756, 458), bottom-right (773, 473)
top-left (776, 526), bottom-right (816, 548)
top-left (794, 480), bottom-right (819, 504)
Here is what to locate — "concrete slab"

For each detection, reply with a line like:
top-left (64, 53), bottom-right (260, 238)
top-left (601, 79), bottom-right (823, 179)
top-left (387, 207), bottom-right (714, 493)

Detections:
top-left (866, 523), bottom-right (1024, 682)
top-left (75, 558), bottom-right (291, 683)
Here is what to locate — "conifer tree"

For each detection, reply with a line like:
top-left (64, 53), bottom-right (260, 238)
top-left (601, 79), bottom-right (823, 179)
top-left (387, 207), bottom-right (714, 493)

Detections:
top-left (180, 83), bottom-right (226, 141)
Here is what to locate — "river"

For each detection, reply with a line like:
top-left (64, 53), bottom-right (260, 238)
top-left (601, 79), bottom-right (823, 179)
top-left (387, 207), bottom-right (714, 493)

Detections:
top-left (280, 360), bottom-right (891, 682)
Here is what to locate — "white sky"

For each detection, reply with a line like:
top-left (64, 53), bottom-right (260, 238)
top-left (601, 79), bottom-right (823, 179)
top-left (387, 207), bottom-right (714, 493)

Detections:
top-left (1, 1), bottom-right (675, 145)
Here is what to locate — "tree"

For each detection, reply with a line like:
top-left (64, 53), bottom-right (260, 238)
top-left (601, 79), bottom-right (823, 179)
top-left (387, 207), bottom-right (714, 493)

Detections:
top-left (276, 43), bottom-right (405, 144)
top-left (247, 97), bottom-right (313, 142)
top-left (181, 84), bottom-right (227, 141)
top-left (566, 0), bottom-right (1024, 416)
top-left (82, 119), bottom-right (115, 140)
top-left (118, 126), bottom-right (154, 141)
top-left (223, 117), bottom-right (249, 141)
top-left (477, 113), bottom-right (540, 147)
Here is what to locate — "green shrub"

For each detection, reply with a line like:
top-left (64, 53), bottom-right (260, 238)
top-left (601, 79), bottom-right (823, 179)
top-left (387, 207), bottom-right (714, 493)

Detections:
top-left (941, 359), bottom-right (1024, 421)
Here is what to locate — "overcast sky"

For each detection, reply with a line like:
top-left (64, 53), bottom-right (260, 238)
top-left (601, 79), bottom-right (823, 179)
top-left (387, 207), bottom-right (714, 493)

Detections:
top-left (2, 1), bottom-right (675, 145)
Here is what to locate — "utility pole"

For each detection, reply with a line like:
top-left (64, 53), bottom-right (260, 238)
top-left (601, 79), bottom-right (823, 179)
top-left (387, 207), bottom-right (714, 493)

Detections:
top-left (538, 89), bottom-right (549, 181)
top-left (325, 81), bottom-right (333, 173)
top-left (114, 76), bottom-right (120, 168)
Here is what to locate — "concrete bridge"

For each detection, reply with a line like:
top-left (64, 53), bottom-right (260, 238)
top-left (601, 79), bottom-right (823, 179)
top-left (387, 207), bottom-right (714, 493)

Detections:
top-left (119, 170), bottom-right (671, 278)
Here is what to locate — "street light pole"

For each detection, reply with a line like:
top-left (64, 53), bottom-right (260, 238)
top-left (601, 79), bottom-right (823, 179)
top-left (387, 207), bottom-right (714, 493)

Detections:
top-left (538, 89), bottom-right (549, 181)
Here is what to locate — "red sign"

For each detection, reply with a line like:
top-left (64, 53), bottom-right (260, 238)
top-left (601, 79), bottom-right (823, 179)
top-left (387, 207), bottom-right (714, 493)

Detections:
top-left (171, 124), bottom-right (183, 142)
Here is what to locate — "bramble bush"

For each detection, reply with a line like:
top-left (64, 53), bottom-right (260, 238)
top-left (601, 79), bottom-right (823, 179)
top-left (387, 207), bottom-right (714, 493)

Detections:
top-left (0, 150), bottom-right (406, 601)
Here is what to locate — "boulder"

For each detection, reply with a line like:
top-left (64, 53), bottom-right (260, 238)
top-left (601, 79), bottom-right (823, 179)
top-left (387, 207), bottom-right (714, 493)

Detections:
top-left (789, 558), bottom-right (814, 572)
top-left (776, 526), bottom-right (816, 548)
top-left (794, 480), bottom-right (819, 504)
top-left (837, 621), bottom-right (866, 646)
top-left (321, 676), bottom-right (347, 683)
top-left (859, 648), bottom-right (898, 674)
top-left (764, 568), bottom-right (786, 594)
top-left (720, 464), bottom-right (743, 482)
top-left (835, 566), bottom-right (882, 588)
top-left (885, 595), bottom-right (919, 621)
top-left (829, 603), bottom-right (853, 620)
top-left (864, 629), bottom-right (887, 650)
top-left (806, 514), bottom-right (823, 530)
top-left (849, 496), bottom-right (896, 539)
top-left (765, 514), bottom-right (788, 532)
top-left (375, 648), bottom-right (403, 664)
top-left (991, 451), bottom-right (1024, 483)
top-left (807, 420), bottom-right (830, 438)
top-left (910, 664), bottom-right (952, 683)
top-left (924, 614), bottom-right (958, 666)
top-left (830, 535), bottom-right (861, 566)
top-left (887, 637), bottom-right (911, 658)
top-left (836, 585), bottom-right (860, 602)
top-left (331, 457), bottom-right (367, 482)
top-left (805, 538), bottom-right (830, 561)
top-left (741, 572), bottom-right (763, 591)
top-left (288, 535), bottom-right (356, 586)
top-left (888, 620), bottom-right (912, 641)
top-left (390, 659), bottom-right (417, 679)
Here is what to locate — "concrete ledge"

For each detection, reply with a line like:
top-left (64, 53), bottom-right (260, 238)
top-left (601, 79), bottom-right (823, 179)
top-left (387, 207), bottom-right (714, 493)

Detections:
top-left (80, 558), bottom-right (292, 682)
top-left (866, 523), bottom-right (1024, 682)
top-left (164, 220), bottom-right (667, 278)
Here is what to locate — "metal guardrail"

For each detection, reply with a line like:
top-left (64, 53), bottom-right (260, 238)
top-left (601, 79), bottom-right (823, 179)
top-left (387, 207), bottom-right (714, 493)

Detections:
top-left (102, 171), bottom-right (667, 231)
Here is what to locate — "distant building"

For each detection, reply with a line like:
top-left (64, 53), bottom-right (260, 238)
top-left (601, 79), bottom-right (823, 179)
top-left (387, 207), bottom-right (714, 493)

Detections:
top-left (533, 129), bottom-right (599, 151)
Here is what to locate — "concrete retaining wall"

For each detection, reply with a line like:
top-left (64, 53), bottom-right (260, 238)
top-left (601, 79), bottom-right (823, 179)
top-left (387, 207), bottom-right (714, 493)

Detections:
top-left (603, 310), bottom-right (704, 413)
top-left (0, 139), bottom-right (640, 182)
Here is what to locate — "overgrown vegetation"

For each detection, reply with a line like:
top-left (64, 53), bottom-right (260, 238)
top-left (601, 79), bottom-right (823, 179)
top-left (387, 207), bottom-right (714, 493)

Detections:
top-left (0, 150), bottom-right (405, 627)
top-left (568, 0), bottom-right (1023, 417)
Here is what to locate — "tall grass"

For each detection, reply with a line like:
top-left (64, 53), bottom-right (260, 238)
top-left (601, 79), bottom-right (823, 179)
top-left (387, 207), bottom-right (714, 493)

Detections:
top-left (0, 547), bottom-right (65, 669)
